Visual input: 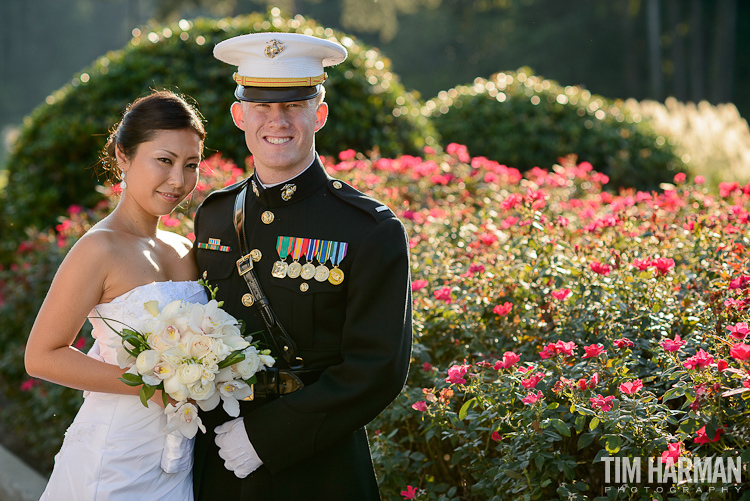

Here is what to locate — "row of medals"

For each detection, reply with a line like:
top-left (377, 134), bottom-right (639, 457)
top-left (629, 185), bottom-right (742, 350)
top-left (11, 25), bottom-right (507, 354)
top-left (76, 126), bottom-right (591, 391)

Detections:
top-left (271, 258), bottom-right (344, 285)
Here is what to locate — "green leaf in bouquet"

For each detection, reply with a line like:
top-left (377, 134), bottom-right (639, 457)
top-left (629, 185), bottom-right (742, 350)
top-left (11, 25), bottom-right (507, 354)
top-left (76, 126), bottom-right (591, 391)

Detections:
top-left (119, 372), bottom-right (144, 386)
top-left (217, 350), bottom-right (246, 369)
top-left (139, 385), bottom-right (156, 408)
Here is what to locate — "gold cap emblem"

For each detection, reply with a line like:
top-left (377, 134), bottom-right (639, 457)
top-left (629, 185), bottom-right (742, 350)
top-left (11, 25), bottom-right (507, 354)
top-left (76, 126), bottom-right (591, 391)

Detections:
top-left (264, 39), bottom-right (284, 58)
top-left (281, 183), bottom-right (297, 201)
top-left (261, 211), bottom-right (275, 224)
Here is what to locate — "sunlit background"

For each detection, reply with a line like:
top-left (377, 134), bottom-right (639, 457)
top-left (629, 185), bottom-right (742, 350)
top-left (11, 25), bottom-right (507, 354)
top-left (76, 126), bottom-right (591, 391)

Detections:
top-left (1, 0), bottom-right (749, 186)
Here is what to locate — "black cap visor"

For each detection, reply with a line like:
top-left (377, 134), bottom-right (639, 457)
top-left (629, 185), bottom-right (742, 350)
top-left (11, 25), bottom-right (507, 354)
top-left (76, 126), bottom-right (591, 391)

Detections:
top-left (235, 85), bottom-right (321, 103)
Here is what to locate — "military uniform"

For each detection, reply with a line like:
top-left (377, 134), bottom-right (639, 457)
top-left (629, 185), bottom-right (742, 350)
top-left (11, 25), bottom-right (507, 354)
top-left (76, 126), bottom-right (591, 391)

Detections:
top-left (192, 155), bottom-right (413, 500)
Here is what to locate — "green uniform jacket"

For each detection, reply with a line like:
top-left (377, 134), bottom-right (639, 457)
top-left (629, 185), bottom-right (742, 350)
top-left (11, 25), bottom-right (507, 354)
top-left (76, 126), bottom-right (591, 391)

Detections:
top-left (192, 156), bottom-right (413, 500)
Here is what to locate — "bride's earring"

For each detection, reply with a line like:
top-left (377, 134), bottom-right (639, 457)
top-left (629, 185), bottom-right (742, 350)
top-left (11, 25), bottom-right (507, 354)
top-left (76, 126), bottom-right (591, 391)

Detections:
top-left (120, 171), bottom-right (127, 190)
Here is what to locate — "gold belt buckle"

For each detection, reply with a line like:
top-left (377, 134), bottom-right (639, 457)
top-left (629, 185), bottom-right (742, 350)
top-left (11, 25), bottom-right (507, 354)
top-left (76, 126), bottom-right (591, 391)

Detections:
top-left (242, 383), bottom-right (255, 401)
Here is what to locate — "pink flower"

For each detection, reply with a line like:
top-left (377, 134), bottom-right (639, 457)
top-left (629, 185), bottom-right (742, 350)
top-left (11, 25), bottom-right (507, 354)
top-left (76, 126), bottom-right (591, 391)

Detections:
top-left (20, 379), bottom-right (38, 392)
top-left (673, 172), bottom-right (687, 184)
top-left (161, 216), bottom-right (180, 228)
top-left (694, 175), bottom-right (705, 184)
top-left (590, 261), bottom-right (611, 276)
top-left (683, 349), bottom-right (714, 370)
top-left (411, 280), bottom-right (428, 292)
top-left (491, 431), bottom-right (501, 442)
top-left (493, 302), bottom-right (513, 316)
top-left (412, 401), bottom-right (427, 412)
top-left (613, 338), bottom-right (634, 349)
top-left (521, 373), bottom-right (544, 389)
top-left (590, 394), bottom-right (615, 412)
top-left (619, 379), bottom-right (643, 395)
top-left (551, 288), bottom-right (571, 301)
top-left (433, 286), bottom-right (452, 303)
top-left (401, 485), bottom-right (418, 499)
top-left (660, 335), bottom-right (686, 352)
top-left (422, 362), bottom-right (433, 372)
top-left (632, 258), bottom-right (652, 271)
top-left (577, 378), bottom-right (588, 391)
top-left (555, 340), bottom-right (577, 356)
top-left (729, 275), bottom-right (750, 290)
top-left (445, 364), bottom-right (470, 385)
top-left (495, 351), bottom-right (520, 370)
top-left (588, 372), bottom-right (600, 389)
top-left (539, 343), bottom-right (558, 359)
top-left (694, 425), bottom-right (724, 445)
top-left (582, 344), bottom-right (606, 359)
top-left (338, 149), bottom-right (356, 161)
top-left (729, 343), bottom-right (750, 361)
top-left (727, 322), bottom-right (750, 341)
top-left (716, 359), bottom-right (728, 372)
top-left (652, 257), bottom-right (675, 276)
top-left (661, 442), bottom-right (682, 465)
top-left (522, 390), bottom-right (544, 405)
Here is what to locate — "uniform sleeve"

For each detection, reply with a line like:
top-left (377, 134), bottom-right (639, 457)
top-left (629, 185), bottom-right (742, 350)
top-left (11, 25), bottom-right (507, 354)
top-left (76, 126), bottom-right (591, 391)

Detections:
top-left (242, 216), bottom-right (413, 473)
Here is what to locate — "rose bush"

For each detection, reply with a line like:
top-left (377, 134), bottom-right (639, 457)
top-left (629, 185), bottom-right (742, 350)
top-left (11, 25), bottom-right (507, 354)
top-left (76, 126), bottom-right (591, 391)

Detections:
top-left (2, 148), bottom-right (750, 499)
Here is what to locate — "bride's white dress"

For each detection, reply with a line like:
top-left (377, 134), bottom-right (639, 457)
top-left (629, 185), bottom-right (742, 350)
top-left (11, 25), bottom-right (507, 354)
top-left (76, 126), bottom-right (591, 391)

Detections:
top-left (40, 280), bottom-right (207, 501)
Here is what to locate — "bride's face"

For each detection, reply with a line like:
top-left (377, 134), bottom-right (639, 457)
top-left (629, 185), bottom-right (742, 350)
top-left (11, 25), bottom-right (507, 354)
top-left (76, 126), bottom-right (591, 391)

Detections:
top-left (117, 129), bottom-right (202, 216)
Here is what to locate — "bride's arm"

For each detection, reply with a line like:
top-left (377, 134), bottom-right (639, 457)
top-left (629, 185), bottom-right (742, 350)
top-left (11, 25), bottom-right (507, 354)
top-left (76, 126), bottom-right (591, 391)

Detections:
top-left (24, 231), bottom-right (164, 405)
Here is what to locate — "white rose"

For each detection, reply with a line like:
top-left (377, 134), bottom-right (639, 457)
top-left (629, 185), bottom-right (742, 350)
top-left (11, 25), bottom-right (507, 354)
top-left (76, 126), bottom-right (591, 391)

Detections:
top-left (163, 376), bottom-right (188, 402)
top-left (147, 333), bottom-right (168, 352)
top-left (235, 348), bottom-right (261, 379)
top-left (188, 380), bottom-right (216, 401)
top-left (259, 354), bottom-right (275, 367)
top-left (160, 347), bottom-right (188, 368)
top-left (201, 352), bottom-right (220, 369)
top-left (189, 335), bottom-right (213, 359)
top-left (135, 350), bottom-right (160, 375)
top-left (211, 339), bottom-right (232, 359)
top-left (176, 363), bottom-right (202, 385)
top-left (200, 367), bottom-right (216, 383)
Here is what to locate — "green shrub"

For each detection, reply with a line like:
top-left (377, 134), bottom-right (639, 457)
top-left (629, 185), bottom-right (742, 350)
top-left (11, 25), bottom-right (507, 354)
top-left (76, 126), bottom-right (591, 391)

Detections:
top-left (0, 11), bottom-right (435, 259)
top-left (424, 68), bottom-right (684, 192)
top-left (5, 149), bottom-right (750, 500)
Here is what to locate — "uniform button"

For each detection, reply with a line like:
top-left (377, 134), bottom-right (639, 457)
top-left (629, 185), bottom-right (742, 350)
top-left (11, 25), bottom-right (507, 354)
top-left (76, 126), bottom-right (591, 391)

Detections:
top-left (261, 211), bottom-right (274, 224)
top-left (299, 283), bottom-right (309, 292)
top-left (250, 249), bottom-right (262, 262)
top-left (332, 181), bottom-right (342, 189)
top-left (242, 293), bottom-right (255, 306)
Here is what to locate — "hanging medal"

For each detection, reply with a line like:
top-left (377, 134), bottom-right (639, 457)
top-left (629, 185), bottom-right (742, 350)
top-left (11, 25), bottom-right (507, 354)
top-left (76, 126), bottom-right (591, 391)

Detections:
top-left (314, 240), bottom-right (332, 282)
top-left (328, 241), bottom-right (348, 285)
top-left (301, 239), bottom-right (318, 280)
top-left (272, 236), bottom-right (291, 278)
top-left (287, 237), bottom-right (307, 279)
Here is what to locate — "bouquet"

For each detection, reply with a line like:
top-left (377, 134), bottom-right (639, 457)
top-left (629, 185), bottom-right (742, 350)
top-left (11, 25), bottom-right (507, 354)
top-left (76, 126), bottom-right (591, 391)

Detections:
top-left (99, 281), bottom-right (274, 438)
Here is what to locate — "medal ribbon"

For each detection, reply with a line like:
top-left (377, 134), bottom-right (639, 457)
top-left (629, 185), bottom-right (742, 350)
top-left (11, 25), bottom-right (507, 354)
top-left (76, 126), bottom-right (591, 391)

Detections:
top-left (276, 236), bottom-right (292, 260)
top-left (316, 240), bottom-right (333, 266)
top-left (307, 239), bottom-right (319, 263)
top-left (291, 237), bottom-right (305, 261)
top-left (331, 242), bottom-right (348, 268)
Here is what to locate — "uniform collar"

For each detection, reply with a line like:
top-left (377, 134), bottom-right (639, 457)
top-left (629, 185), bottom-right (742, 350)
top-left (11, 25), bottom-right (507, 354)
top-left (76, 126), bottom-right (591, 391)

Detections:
top-left (250, 155), bottom-right (329, 208)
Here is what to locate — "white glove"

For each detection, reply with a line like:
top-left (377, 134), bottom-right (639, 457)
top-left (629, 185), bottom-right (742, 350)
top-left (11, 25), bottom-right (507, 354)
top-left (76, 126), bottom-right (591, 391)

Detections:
top-left (215, 417), bottom-right (263, 478)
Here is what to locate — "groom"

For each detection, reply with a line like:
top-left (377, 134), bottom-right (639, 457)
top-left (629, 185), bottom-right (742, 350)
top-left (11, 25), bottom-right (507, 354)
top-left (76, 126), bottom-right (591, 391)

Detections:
top-left (192, 32), bottom-right (413, 500)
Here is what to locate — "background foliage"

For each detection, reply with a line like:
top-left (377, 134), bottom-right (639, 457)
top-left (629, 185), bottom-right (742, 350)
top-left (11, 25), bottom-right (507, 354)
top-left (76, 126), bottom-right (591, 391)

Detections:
top-left (0, 11), bottom-right (433, 255)
top-left (424, 67), bottom-right (683, 191)
top-left (2, 149), bottom-right (750, 499)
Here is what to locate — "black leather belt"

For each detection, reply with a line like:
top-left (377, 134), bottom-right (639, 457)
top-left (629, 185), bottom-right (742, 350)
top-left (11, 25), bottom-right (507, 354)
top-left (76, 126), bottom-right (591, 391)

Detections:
top-left (245, 367), bottom-right (323, 400)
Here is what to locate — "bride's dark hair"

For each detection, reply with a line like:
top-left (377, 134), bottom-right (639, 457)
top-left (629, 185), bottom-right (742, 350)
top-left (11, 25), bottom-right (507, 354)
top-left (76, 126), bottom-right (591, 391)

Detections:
top-left (99, 90), bottom-right (206, 185)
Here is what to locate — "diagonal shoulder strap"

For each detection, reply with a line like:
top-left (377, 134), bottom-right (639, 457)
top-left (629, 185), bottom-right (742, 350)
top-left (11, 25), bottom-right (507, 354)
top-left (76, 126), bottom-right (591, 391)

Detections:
top-left (233, 184), bottom-right (304, 369)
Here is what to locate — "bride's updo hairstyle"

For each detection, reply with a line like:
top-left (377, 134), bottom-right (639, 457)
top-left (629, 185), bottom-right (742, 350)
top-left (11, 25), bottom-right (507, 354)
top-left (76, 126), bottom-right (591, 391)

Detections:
top-left (100, 90), bottom-right (206, 185)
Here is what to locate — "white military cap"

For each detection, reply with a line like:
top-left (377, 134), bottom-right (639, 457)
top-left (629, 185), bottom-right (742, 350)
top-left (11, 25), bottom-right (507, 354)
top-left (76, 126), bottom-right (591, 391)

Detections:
top-left (214, 32), bottom-right (348, 103)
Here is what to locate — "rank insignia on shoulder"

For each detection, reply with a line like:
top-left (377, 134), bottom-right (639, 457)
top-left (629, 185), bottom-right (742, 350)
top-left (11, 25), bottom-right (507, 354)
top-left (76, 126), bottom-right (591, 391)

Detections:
top-left (197, 238), bottom-right (232, 252)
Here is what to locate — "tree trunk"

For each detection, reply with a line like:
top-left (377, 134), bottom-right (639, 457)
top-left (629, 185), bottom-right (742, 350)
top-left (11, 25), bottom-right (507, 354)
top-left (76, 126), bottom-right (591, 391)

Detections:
top-left (646, 0), bottom-right (663, 100)
top-left (622, 0), bottom-right (639, 98)
top-left (689, 0), bottom-right (705, 102)
top-left (666, 0), bottom-right (686, 100)
top-left (709, 0), bottom-right (737, 103)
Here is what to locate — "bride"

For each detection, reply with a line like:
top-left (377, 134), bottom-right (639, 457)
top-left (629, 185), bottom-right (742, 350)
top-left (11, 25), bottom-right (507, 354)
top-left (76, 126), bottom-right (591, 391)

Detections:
top-left (24, 90), bottom-right (206, 500)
